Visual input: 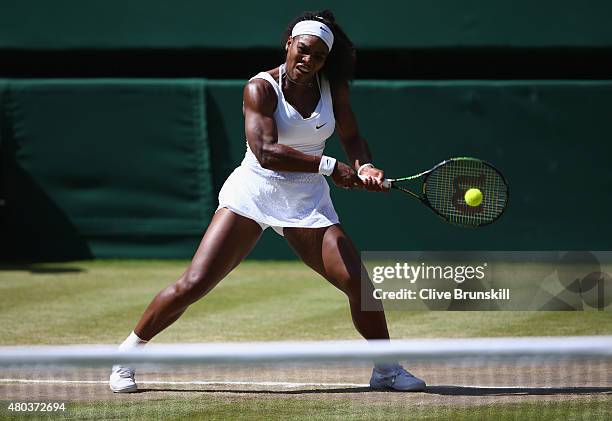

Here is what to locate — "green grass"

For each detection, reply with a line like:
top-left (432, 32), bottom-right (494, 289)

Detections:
top-left (1, 260), bottom-right (610, 420)
top-left (0, 260), bottom-right (610, 345)
top-left (1, 397), bottom-right (610, 420)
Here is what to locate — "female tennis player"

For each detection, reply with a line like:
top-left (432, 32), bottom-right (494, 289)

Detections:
top-left (110, 10), bottom-right (425, 393)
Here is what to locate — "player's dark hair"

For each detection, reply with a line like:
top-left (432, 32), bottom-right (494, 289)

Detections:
top-left (282, 10), bottom-right (356, 83)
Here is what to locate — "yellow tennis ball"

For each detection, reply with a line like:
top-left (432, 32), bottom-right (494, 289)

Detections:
top-left (464, 188), bottom-right (483, 207)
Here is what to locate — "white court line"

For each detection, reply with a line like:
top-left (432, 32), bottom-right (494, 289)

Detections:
top-left (0, 379), bottom-right (368, 388)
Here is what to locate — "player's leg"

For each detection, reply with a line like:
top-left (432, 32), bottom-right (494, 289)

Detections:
top-left (134, 208), bottom-right (263, 340)
top-left (110, 208), bottom-right (262, 393)
top-left (283, 224), bottom-right (389, 340)
top-left (283, 224), bottom-right (426, 391)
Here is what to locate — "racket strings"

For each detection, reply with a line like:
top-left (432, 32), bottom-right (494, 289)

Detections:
top-left (431, 164), bottom-right (505, 224)
top-left (424, 159), bottom-right (508, 226)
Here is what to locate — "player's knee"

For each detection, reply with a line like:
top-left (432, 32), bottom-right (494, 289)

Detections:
top-left (172, 270), bottom-right (211, 304)
top-left (332, 272), bottom-right (362, 301)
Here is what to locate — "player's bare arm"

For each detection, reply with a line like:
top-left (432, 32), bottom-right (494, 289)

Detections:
top-left (332, 80), bottom-right (386, 191)
top-left (244, 78), bottom-right (359, 188)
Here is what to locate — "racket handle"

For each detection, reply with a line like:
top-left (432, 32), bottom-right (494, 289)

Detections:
top-left (382, 179), bottom-right (392, 189)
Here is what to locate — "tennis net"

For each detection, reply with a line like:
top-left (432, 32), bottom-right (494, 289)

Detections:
top-left (1, 336), bottom-right (611, 419)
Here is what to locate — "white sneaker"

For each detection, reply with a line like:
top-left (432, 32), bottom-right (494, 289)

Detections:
top-left (370, 364), bottom-right (426, 391)
top-left (109, 365), bottom-right (137, 393)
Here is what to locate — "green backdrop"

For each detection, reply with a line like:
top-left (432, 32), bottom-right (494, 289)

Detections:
top-left (0, 80), bottom-right (212, 259)
top-left (1, 0), bottom-right (612, 49)
top-left (1, 79), bottom-right (611, 259)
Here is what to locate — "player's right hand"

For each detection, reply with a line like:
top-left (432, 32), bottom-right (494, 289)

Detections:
top-left (331, 161), bottom-right (362, 189)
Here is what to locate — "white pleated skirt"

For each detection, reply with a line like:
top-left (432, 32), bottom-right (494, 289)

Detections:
top-left (217, 151), bottom-right (339, 235)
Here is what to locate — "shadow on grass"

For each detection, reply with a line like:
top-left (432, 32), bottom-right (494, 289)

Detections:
top-left (424, 385), bottom-right (612, 396)
top-left (136, 386), bottom-right (372, 395)
top-left (0, 263), bottom-right (85, 273)
top-left (135, 385), bottom-right (612, 396)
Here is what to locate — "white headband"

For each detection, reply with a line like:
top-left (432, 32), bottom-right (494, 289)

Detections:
top-left (291, 20), bottom-right (334, 52)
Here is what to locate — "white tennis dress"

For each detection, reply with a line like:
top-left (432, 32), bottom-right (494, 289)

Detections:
top-left (217, 64), bottom-right (338, 236)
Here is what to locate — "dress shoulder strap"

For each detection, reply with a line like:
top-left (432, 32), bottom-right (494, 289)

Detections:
top-left (249, 71), bottom-right (282, 98)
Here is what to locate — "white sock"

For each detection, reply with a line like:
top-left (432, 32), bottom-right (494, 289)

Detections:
top-left (118, 331), bottom-right (148, 351)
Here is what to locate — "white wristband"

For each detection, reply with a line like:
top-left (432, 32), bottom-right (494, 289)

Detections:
top-left (357, 163), bottom-right (374, 181)
top-left (318, 155), bottom-right (337, 176)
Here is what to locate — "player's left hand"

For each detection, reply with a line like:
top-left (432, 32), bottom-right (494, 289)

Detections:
top-left (358, 166), bottom-right (388, 192)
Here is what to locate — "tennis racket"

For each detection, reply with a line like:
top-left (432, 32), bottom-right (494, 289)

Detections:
top-left (381, 157), bottom-right (509, 227)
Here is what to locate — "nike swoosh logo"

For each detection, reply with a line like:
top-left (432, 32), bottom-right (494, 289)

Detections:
top-left (315, 123), bottom-right (328, 129)
top-left (320, 26), bottom-right (330, 33)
